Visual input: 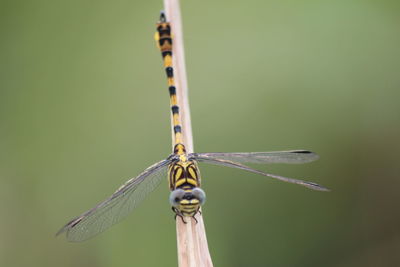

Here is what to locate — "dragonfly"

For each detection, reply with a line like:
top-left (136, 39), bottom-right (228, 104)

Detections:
top-left (56, 12), bottom-right (328, 242)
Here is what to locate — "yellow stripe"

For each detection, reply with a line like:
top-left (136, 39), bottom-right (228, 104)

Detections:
top-left (173, 114), bottom-right (180, 126)
top-left (188, 168), bottom-right (197, 179)
top-left (186, 178), bottom-right (198, 186)
top-left (175, 178), bottom-right (186, 187)
top-left (190, 199), bottom-right (199, 204)
top-left (175, 133), bottom-right (182, 144)
top-left (175, 168), bottom-right (183, 181)
top-left (170, 95), bottom-right (177, 105)
top-left (154, 32), bottom-right (160, 43)
top-left (164, 55), bottom-right (172, 67)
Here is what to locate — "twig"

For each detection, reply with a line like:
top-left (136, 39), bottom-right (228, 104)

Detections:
top-left (162, 0), bottom-right (213, 266)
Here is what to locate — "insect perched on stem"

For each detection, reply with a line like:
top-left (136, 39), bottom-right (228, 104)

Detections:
top-left (56, 12), bottom-right (328, 242)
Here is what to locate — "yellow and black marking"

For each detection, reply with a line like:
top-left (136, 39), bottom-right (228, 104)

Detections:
top-left (156, 12), bottom-right (203, 220)
top-left (155, 12), bottom-right (185, 156)
top-left (168, 160), bottom-right (201, 191)
top-left (168, 160), bottom-right (202, 218)
top-left (52, 12), bottom-right (326, 241)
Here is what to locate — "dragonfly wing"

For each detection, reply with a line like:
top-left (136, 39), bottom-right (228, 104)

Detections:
top-left (195, 157), bottom-right (328, 191)
top-left (56, 159), bottom-right (171, 242)
top-left (191, 150), bottom-right (319, 164)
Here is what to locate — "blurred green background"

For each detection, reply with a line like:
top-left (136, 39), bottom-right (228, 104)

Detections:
top-left (1, 0), bottom-right (400, 266)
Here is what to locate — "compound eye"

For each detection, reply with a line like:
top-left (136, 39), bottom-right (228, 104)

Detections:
top-left (192, 188), bottom-right (206, 205)
top-left (169, 189), bottom-right (186, 207)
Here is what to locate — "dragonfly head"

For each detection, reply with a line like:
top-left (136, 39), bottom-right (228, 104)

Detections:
top-left (169, 188), bottom-right (206, 217)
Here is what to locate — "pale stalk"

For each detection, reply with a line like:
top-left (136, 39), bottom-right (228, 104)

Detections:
top-left (162, 0), bottom-right (213, 266)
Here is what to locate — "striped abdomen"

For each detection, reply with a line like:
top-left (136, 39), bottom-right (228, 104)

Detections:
top-left (156, 13), bottom-right (206, 218)
top-left (155, 13), bottom-right (185, 156)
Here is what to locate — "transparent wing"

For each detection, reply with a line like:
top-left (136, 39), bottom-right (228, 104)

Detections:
top-left (190, 150), bottom-right (319, 164)
top-left (195, 157), bottom-right (328, 191)
top-left (56, 159), bottom-right (171, 242)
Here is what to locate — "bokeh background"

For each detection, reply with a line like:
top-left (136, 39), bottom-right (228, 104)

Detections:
top-left (1, 0), bottom-right (400, 266)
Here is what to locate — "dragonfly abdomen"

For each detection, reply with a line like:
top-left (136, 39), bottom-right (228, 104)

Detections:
top-left (156, 14), bottom-right (185, 155)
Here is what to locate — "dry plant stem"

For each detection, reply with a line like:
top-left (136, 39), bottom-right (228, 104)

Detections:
top-left (162, 0), bottom-right (213, 266)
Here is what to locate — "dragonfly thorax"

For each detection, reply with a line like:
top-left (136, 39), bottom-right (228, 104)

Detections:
top-left (168, 157), bottom-right (205, 217)
top-left (168, 158), bottom-right (201, 189)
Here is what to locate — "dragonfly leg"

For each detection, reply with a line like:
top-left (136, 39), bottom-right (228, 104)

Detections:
top-left (179, 215), bottom-right (187, 224)
top-left (172, 207), bottom-right (187, 224)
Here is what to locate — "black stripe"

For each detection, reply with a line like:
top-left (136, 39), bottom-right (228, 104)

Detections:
top-left (169, 86), bottom-right (176, 95)
top-left (166, 67), bottom-right (173, 77)
top-left (290, 150), bottom-right (312, 154)
top-left (158, 29), bottom-right (171, 36)
top-left (171, 105), bottom-right (179, 114)
top-left (174, 125), bottom-right (182, 133)
top-left (159, 37), bottom-right (172, 46)
top-left (162, 51), bottom-right (172, 58)
top-left (187, 165), bottom-right (198, 179)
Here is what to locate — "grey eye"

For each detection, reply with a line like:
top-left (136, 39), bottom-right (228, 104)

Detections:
top-left (169, 189), bottom-right (186, 207)
top-left (192, 188), bottom-right (206, 205)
